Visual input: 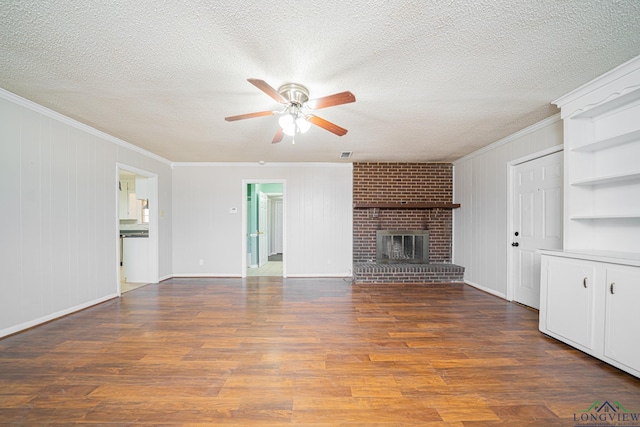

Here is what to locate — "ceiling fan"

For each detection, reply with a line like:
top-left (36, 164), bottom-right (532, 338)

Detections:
top-left (225, 79), bottom-right (356, 143)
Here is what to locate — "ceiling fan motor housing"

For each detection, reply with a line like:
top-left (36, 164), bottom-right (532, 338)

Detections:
top-left (278, 83), bottom-right (309, 106)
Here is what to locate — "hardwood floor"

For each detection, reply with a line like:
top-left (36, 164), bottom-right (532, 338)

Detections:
top-left (1, 277), bottom-right (639, 425)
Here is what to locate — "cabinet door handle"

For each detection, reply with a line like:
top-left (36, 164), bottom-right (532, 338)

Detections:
top-left (583, 277), bottom-right (588, 288)
top-left (610, 282), bottom-right (615, 295)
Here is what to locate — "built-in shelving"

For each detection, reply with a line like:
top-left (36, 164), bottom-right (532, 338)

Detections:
top-left (571, 89), bottom-right (640, 119)
top-left (353, 202), bottom-right (460, 209)
top-left (573, 129), bottom-right (640, 152)
top-left (540, 55), bottom-right (640, 381)
top-left (554, 54), bottom-right (640, 253)
top-left (571, 214), bottom-right (640, 220)
top-left (571, 171), bottom-right (640, 187)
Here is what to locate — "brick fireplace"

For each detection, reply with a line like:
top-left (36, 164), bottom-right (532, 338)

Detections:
top-left (352, 162), bottom-right (464, 283)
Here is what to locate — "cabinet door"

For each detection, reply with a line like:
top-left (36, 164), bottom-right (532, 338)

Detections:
top-left (545, 258), bottom-right (597, 349)
top-left (604, 266), bottom-right (640, 373)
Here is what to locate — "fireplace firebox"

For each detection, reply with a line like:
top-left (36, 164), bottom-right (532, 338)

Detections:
top-left (376, 230), bottom-right (429, 264)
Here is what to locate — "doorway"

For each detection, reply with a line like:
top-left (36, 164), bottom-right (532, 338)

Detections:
top-left (116, 164), bottom-right (159, 294)
top-left (508, 149), bottom-right (563, 309)
top-left (243, 181), bottom-right (285, 277)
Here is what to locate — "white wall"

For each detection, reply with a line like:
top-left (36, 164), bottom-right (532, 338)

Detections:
top-left (453, 115), bottom-right (563, 297)
top-left (172, 163), bottom-right (353, 277)
top-left (0, 89), bottom-right (173, 337)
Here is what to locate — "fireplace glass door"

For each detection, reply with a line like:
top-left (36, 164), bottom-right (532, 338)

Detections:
top-left (376, 230), bottom-right (429, 263)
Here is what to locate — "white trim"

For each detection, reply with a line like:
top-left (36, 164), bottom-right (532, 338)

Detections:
top-left (553, 54), bottom-right (640, 107)
top-left (506, 147), bottom-right (564, 303)
top-left (0, 87), bottom-right (172, 165)
top-left (242, 179), bottom-right (287, 278)
top-left (286, 273), bottom-right (353, 278)
top-left (172, 162), bottom-right (353, 168)
top-left (454, 114), bottom-right (561, 164)
top-left (0, 294), bottom-right (118, 339)
top-left (116, 163), bottom-right (160, 292)
top-left (464, 280), bottom-right (506, 300)
top-left (508, 144), bottom-right (564, 167)
top-left (172, 274), bottom-right (243, 278)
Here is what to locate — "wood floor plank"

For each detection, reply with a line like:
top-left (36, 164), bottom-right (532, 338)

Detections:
top-left (1, 278), bottom-right (639, 425)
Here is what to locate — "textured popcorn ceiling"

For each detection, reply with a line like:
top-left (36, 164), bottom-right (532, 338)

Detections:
top-left (1, 1), bottom-right (639, 163)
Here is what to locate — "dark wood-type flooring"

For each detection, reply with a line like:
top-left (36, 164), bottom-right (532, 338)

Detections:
top-left (1, 277), bottom-right (639, 425)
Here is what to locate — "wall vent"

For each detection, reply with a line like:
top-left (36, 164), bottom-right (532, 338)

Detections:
top-left (340, 151), bottom-right (353, 159)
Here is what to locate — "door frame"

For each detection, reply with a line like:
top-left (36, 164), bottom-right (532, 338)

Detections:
top-left (268, 195), bottom-right (284, 256)
top-left (506, 145), bottom-right (563, 303)
top-left (257, 190), bottom-right (269, 267)
top-left (115, 163), bottom-right (159, 295)
top-left (241, 179), bottom-right (287, 278)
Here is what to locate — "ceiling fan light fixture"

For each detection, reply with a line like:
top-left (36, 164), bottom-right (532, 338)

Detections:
top-left (296, 115), bottom-right (311, 133)
top-left (279, 114), bottom-right (294, 131)
top-left (279, 112), bottom-right (310, 136)
top-left (282, 125), bottom-right (296, 136)
top-left (279, 114), bottom-right (296, 136)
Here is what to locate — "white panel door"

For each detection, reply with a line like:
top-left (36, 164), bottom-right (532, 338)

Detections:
top-left (258, 191), bottom-right (268, 267)
top-left (512, 151), bottom-right (563, 308)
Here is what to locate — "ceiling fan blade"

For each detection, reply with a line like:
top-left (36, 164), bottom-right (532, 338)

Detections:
top-left (272, 128), bottom-right (284, 144)
top-left (307, 115), bottom-right (348, 136)
top-left (247, 78), bottom-right (287, 103)
top-left (224, 110), bottom-right (274, 121)
top-left (307, 91), bottom-right (356, 110)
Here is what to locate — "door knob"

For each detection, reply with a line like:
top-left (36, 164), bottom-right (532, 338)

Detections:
top-left (511, 242), bottom-right (519, 247)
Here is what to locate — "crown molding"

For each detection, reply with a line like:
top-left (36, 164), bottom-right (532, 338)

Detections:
top-left (0, 87), bottom-right (172, 166)
top-left (171, 162), bottom-right (353, 168)
top-left (453, 113), bottom-right (561, 164)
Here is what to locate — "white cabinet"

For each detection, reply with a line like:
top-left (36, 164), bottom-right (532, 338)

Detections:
top-left (543, 56), bottom-right (640, 379)
top-left (135, 176), bottom-right (150, 200)
top-left (544, 257), bottom-right (596, 350)
top-left (119, 177), bottom-right (137, 220)
top-left (123, 237), bottom-right (150, 283)
top-left (603, 266), bottom-right (640, 374)
top-left (540, 250), bottom-right (640, 378)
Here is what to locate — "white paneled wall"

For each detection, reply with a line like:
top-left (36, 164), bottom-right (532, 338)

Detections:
top-left (453, 115), bottom-right (563, 297)
top-left (172, 163), bottom-right (353, 277)
top-left (0, 90), bottom-right (172, 337)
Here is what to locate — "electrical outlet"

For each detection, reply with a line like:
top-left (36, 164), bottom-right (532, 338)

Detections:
top-left (199, 259), bottom-right (204, 266)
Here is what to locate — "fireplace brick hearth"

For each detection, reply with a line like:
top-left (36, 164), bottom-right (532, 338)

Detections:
top-left (353, 162), bottom-right (464, 284)
top-left (353, 262), bottom-right (465, 284)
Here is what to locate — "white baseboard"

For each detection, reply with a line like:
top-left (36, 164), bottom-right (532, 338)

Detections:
top-left (171, 273), bottom-right (243, 278)
top-left (0, 293), bottom-right (119, 339)
top-left (286, 272), bottom-right (353, 278)
top-left (464, 280), bottom-right (507, 300)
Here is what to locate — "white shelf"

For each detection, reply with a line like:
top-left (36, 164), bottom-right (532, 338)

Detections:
top-left (573, 129), bottom-right (640, 152)
top-left (571, 171), bottom-right (640, 186)
top-left (557, 56), bottom-right (640, 254)
top-left (571, 214), bottom-right (640, 220)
